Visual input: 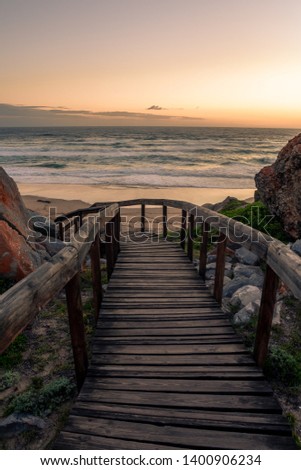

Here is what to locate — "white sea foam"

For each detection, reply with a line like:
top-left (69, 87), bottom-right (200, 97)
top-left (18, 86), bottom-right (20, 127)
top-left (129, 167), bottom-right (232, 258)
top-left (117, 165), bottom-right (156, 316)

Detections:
top-left (0, 126), bottom-right (298, 187)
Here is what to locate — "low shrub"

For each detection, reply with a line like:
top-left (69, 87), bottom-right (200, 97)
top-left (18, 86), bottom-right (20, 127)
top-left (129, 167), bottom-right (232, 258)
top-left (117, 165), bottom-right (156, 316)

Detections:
top-left (5, 377), bottom-right (76, 417)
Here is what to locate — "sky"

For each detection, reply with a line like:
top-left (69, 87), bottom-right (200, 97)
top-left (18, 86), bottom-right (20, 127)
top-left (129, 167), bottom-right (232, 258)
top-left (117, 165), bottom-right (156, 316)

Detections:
top-left (1, 0), bottom-right (301, 127)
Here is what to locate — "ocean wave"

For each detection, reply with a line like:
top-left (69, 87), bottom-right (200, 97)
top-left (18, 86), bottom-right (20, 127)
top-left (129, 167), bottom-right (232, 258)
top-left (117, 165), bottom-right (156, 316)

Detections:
top-left (34, 163), bottom-right (68, 169)
top-left (0, 126), bottom-right (298, 189)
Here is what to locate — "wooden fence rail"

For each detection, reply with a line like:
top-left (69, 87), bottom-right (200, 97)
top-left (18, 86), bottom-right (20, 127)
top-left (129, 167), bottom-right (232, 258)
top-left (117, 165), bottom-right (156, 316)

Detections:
top-left (1, 197), bottom-right (301, 388)
top-left (0, 203), bottom-right (118, 389)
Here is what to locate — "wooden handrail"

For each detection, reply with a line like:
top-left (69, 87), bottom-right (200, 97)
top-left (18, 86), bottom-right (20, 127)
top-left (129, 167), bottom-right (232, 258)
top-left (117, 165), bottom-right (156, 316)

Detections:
top-left (90, 198), bottom-right (300, 367)
top-left (0, 203), bottom-right (119, 389)
top-left (2, 197), bottom-right (301, 383)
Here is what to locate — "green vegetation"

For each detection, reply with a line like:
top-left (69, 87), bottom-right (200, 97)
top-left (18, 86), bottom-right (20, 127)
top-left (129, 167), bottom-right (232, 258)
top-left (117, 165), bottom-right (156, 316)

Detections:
top-left (0, 371), bottom-right (20, 392)
top-left (220, 201), bottom-right (290, 242)
top-left (5, 377), bottom-right (76, 417)
top-left (0, 334), bottom-right (28, 369)
top-left (286, 413), bottom-right (301, 448)
top-left (233, 315), bottom-right (258, 350)
top-left (264, 346), bottom-right (301, 387)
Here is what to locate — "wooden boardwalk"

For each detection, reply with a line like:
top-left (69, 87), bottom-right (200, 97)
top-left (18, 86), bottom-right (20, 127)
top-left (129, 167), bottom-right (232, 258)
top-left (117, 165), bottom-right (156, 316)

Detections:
top-left (54, 238), bottom-right (296, 450)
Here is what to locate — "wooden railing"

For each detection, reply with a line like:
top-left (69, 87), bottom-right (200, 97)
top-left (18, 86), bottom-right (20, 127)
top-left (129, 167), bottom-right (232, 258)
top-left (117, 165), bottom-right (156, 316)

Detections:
top-left (0, 203), bottom-right (120, 389)
top-left (1, 198), bottom-right (301, 390)
top-left (82, 198), bottom-right (301, 367)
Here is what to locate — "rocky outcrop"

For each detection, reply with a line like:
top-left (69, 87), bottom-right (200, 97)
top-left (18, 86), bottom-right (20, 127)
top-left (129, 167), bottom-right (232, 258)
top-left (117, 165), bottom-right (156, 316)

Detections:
top-left (255, 133), bottom-right (301, 239)
top-left (0, 167), bottom-right (50, 281)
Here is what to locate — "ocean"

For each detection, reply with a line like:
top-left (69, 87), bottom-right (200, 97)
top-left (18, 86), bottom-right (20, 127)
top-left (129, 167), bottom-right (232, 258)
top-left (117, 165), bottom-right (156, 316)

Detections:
top-left (0, 127), bottom-right (299, 189)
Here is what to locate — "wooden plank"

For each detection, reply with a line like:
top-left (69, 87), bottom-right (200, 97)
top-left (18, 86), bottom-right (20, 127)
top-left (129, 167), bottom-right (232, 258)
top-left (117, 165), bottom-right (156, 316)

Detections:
top-left (100, 308), bottom-right (222, 315)
top-left (92, 344), bottom-right (247, 355)
top-left (95, 338), bottom-right (241, 346)
top-left (70, 402), bottom-right (291, 432)
top-left (98, 319), bottom-right (229, 327)
top-left (83, 377), bottom-right (272, 395)
top-left (77, 390), bottom-right (279, 412)
top-left (91, 353), bottom-right (253, 366)
top-left (54, 431), bottom-right (179, 450)
top-left (60, 416), bottom-right (296, 449)
top-left (88, 365), bottom-right (264, 379)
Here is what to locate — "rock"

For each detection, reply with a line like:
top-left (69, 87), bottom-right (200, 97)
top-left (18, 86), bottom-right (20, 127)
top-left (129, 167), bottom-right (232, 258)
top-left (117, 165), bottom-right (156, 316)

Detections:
top-left (207, 254), bottom-right (217, 263)
top-left (235, 247), bottom-right (259, 265)
top-left (39, 238), bottom-right (65, 256)
top-left (0, 167), bottom-right (49, 280)
top-left (255, 133), bottom-right (301, 239)
top-left (248, 273), bottom-right (264, 288)
top-left (0, 221), bottom-right (45, 281)
top-left (273, 300), bottom-right (283, 325)
top-left (291, 240), bottom-right (301, 257)
top-left (205, 196), bottom-right (247, 213)
top-left (223, 276), bottom-right (231, 285)
top-left (207, 262), bottom-right (232, 271)
top-left (233, 300), bottom-right (260, 325)
top-left (27, 211), bottom-right (57, 239)
top-left (0, 167), bottom-right (31, 238)
top-left (230, 285), bottom-right (262, 309)
top-left (205, 269), bottom-right (215, 280)
top-left (223, 278), bottom-right (248, 297)
top-left (233, 264), bottom-right (263, 278)
top-left (0, 413), bottom-right (46, 439)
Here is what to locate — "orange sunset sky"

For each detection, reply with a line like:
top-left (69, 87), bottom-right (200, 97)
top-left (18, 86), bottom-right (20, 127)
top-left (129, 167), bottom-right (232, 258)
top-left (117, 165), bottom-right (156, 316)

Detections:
top-left (1, 0), bottom-right (301, 128)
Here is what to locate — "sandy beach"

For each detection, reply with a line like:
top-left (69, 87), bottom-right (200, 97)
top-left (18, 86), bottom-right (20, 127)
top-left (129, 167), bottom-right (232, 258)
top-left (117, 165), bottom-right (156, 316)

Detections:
top-left (19, 183), bottom-right (255, 216)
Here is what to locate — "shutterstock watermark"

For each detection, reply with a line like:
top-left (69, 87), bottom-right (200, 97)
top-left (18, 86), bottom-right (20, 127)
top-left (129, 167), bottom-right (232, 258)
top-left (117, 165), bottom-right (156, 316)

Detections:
top-left (26, 206), bottom-right (275, 246)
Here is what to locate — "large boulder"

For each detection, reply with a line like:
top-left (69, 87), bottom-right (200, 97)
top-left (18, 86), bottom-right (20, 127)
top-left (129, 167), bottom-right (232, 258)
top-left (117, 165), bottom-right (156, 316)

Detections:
top-left (233, 300), bottom-right (261, 325)
top-left (235, 247), bottom-right (259, 266)
top-left (255, 133), bottom-right (301, 239)
top-left (0, 167), bottom-right (49, 281)
top-left (230, 285), bottom-right (262, 309)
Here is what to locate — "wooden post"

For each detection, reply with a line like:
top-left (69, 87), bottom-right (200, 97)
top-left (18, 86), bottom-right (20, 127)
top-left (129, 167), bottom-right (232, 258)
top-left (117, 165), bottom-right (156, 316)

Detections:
top-left (58, 221), bottom-right (64, 241)
top-left (105, 221), bottom-right (114, 280)
top-left (65, 273), bottom-right (88, 390)
top-left (187, 213), bottom-right (195, 261)
top-left (163, 205), bottom-right (167, 239)
top-left (141, 204), bottom-right (145, 233)
top-left (180, 209), bottom-right (187, 251)
top-left (115, 210), bottom-right (121, 253)
top-left (112, 215), bottom-right (119, 262)
top-left (254, 265), bottom-right (279, 368)
top-left (74, 216), bottom-right (80, 234)
top-left (89, 236), bottom-right (102, 322)
top-left (199, 222), bottom-right (209, 280)
top-left (213, 232), bottom-right (227, 304)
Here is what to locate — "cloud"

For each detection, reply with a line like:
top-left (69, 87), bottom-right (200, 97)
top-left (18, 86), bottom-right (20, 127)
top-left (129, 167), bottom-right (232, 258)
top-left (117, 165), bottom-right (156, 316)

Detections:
top-left (147, 105), bottom-right (166, 111)
top-left (0, 103), bottom-right (204, 125)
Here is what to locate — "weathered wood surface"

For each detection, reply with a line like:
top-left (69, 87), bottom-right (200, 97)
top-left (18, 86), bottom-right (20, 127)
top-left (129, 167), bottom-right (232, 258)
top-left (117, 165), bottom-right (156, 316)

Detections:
top-left (71, 198), bottom-right (301, 301)
top-left (0, 203), bottom-right (118, 354)
top-left (54, 238), bottom-right (295, 450)
top-left (254, 265), bottom-right (279, 367)
top-left (213, 232), bottom-right (228, 304)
